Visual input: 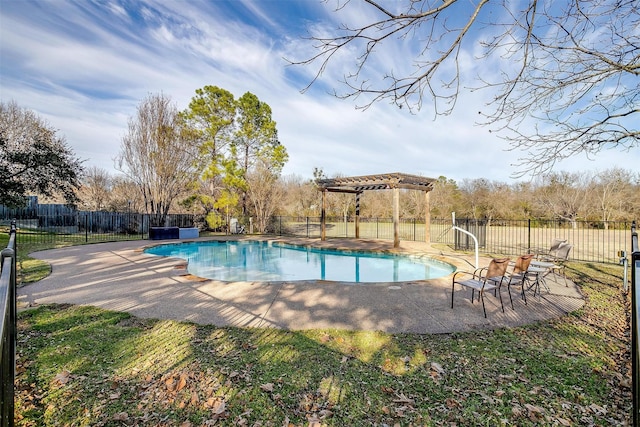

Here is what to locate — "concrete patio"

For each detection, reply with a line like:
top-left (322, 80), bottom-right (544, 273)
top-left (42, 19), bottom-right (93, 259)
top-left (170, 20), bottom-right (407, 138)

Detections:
top-left (17, 237), bottom-right (585, 334)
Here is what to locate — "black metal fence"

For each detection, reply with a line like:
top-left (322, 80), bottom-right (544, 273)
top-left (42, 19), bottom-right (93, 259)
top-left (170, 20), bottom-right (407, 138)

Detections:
top-left (0, 222), bottom-right (17, 427)
top-left (1, 212), bottom-right (635, 264)
top-left (266, 216), bottom-right (635, 264)
top-left (631, 221), bottom-right (639, 426)
top-left (6, 212), bottom-right (194, 247)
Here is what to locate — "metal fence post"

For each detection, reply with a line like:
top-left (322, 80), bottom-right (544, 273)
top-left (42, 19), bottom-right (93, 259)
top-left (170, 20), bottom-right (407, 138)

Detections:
top-left (0, 221), bottom-right (17, 427)
top-left (631, 220), bottom-right (639, 427)
top-left (413, 219), bottom-right (416, 241)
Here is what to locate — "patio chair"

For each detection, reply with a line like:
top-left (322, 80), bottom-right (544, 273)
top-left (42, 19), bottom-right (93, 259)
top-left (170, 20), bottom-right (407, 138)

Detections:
top-left (534, 243), bottom-right (572, 286)
top-left (536, 238), bottom-right (567, 262)
top-left (504, 254), bottom-right (535, 308)
top-left (451, 257), bottom-right (511, 318)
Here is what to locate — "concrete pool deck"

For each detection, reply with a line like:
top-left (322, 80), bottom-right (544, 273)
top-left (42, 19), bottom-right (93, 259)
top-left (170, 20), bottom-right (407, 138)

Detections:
top-left (17, 236), bottom-right (585, 334)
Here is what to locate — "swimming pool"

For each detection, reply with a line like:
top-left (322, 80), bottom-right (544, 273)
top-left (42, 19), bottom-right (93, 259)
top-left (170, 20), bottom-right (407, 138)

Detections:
top-left (144, 240), bottom-right (456, 283)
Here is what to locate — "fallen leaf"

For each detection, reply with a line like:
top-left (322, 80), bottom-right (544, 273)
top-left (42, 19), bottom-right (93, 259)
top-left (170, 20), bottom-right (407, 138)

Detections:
top-left (588, 403), bottom-right (607, 415)
top-left (529, 385), bottom-right (542, 395)
top-left (524, 403), bottom-right (544, 421)
top-left (430, 362), bottom-right (445, 375)
top-left (446, 398), bottom-right (460, 408)
top-left (210, 398), bottom-right (226, 414)
top-left (53, 370), bottom-right (71, 386)
top-left (381, 386), bottom-right (395, 394)
top-left (113, 412), bottom-right (128, 421)
top-left (176, 374), bottom-right (188, 392)
top-left (260, 383), bottom-right (274, 392)
top-left (393, 393), bottom-right (414, 405)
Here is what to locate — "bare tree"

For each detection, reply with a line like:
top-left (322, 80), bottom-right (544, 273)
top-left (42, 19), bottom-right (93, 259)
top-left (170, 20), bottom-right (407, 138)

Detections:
top-left (429, 176), bottom-right (462, 219)
top-left (279, 174), bottom-right (320, 217)
top-left (532, 171), bottom-right (590, 227)
top-left (246, 160), bottom-right (285, 233)
top-left (587, 168), bottom-right (637, 227)
top-left (78, 166), bottom-right (112, 211)
top-left (294, 0), bottom-right (639, 176)
top-left (108, 176), bottom-right (143, 213)
top-left (115, 93), bottom-right (198, 226)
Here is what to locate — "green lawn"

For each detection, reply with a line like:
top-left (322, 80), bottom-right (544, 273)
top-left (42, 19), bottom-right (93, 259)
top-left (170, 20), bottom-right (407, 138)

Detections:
top-left (13, 259), bottom-right (632, 426)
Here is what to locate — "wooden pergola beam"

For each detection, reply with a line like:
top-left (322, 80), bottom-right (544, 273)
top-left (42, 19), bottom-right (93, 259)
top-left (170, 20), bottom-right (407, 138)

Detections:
top-left (317, 172), bottom-right (436, 247)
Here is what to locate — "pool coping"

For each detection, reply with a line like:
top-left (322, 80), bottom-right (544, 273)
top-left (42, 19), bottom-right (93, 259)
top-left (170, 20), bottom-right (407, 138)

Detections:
top-left (18, 236), bottom-right (585, 334)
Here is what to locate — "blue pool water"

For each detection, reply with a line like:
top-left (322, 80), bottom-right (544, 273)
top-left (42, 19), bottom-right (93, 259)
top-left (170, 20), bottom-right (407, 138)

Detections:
top-left (144, 240), bottom-right (456, 283)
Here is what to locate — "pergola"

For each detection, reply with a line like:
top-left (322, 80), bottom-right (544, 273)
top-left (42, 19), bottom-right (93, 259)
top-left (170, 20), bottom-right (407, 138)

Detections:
top-left (316, 172), bottom-right (437, 248)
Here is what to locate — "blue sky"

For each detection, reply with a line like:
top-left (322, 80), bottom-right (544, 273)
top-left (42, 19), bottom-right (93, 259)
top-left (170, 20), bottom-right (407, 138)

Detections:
top-left (0, 0), bottom-right (636, 183)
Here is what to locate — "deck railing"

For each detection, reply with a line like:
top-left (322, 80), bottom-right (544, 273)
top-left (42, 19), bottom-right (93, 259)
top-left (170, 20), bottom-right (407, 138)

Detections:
top-left (0, 222), bottom-right (17, 427)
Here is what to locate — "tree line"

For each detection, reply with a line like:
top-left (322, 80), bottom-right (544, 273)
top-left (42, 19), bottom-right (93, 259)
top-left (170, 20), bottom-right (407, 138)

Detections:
top-left (1, 95), bottom-right (638, 231)
top-left (75, 165), bottom-right (639, 230)
top-left (273, 169), bottom-right (639, 227)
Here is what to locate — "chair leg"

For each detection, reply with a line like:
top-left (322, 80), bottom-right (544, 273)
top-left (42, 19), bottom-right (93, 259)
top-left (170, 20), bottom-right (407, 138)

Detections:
top-left (507, 285), bottom-right (515, 310)
top-left (451, 282), bottom-right (455, 309)
top-left (560, 265), bottom-right (568, 286)
top-left (497, 288), bottom-right (505, 313)
top-left (478, 291), bottom-right (487, 317)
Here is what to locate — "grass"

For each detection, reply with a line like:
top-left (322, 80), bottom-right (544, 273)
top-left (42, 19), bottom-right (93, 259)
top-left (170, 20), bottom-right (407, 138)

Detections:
top-left (14, 259), bottom-right (632, 426)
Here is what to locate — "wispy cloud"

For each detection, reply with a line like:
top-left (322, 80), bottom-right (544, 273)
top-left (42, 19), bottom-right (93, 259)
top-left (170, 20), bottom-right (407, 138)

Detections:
top-left (0, 0), bottom-right (634, 182)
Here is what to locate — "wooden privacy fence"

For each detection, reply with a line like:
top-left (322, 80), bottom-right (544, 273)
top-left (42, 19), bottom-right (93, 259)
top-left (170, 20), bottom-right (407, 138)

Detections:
top-left (267, 216), bottom-right (636, 264)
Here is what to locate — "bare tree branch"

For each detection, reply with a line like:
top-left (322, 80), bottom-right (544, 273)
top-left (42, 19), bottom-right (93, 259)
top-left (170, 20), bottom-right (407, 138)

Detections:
top-left (292, 0), bottom-right (639, 176)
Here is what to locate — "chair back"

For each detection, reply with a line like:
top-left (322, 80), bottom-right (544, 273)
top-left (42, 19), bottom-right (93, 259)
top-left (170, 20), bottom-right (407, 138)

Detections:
top-left (556, 244), bottom-right (573, 261)
top-left (548, 238), bottom-right (567, 256)
top-left (514, 254), bottom-right (535, 273)
top-left (487, 257), bottom-right (510, 279)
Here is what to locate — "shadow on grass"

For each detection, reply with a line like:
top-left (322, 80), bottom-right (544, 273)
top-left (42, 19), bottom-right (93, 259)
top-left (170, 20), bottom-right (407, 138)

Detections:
top-left (15, 285), bottom-right (631, 426)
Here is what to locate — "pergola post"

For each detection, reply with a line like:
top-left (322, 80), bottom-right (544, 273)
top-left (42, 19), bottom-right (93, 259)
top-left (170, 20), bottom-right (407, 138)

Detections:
top-left (393, 187), bottom-right (400, 248)
top-left (425, 191), bottom-right (431, 243)
top-left (355, 192), bottom-right (361, 239)
top-left (321, 189), bottom-right (326, 241)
